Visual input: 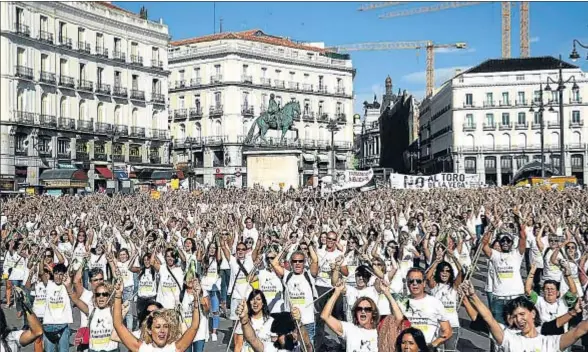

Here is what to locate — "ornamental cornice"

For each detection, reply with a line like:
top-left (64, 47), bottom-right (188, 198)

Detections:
top-left (452, 79), bottom-right (588, 90)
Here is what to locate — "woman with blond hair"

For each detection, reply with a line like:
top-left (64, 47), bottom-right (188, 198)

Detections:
top-left (112, 278), bottom-right (202, 352)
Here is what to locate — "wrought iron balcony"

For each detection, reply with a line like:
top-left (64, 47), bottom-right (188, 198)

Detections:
top-left (59, 75), bottom-right (75, 88)
top-left (190, 78), bottom-right (201, 87)
top-left (335, 87), bottom-right (346, 95)
top-left (499, 123), bottom-right (512, 130)
top-left (78, 79), bottom-right (94, 92)
top-left (130, 89), bottom-right (145, 101)
top-left (210, 105), bottom-right (223, 116)
top-left (463, 102), bottom-right (475, 108)
top-left (151, 129), bottom-right (169, 140)
top-left (274, 79), bottom-right (285, 88)
top-left (152, 93), bottom-right (165, 104)
top-left (112, 155), bottom-right (125, 162)
top-left (59, 117), bottom-right (76, 129)
top-left (334, 141), bottom-right (352, 150)
top-left (190, 107), bottom-right (203, 119)
top-left (287, 81), bottom-right (299, 90)
top-left (77, 120), bottom-right (94, 132)
top-left (174, 109), bottom-right (187, 120)
top-left (499, 100), bottom-right (511, 106)
top-left (174, 80), bottom-right (187, 89)
top-left (130, 55), bottom-right (143, 66)
top-left (317, 113), bottom-right (330, 123)
top-left (515, 100), bottom-right (527, 106)
top-left (260, 78), bottom-right (271, 86)
top-left (241, 75), bottom-right (253, 83)
top-left (130, 126), bottom-right (145, 138)
top-left (58, 36), bottom-right (73, 49)
top-left (151, 59), bottom-right (163, 69)
top-left (547, 120), bottom-right (561, 128)
top-left (241, 105), bottom-right (254, 116)
top-left (15, 111), bottom-right (36, 124)
top-left (113, 50), bottom-right (125, 62)
top-left (38, 30), bottom-right (53, 44)
top-left (483, 101), bottom-right (496, 107)
top-left (302, 84), bottom-right (313, 92)
top-left (57, 151), bottom-right (71, 160)
top-left (39, 71), bottom-right (56, 84)
top-left (129, 155), bottom-right (143, 163)
top-left (483, 122), bottom-right (496, 130)
top-left (76, 151), bottom-right (89, 161)
top-left (114, 124), bottom-right (128, 136)
top-left (210, 75), bottom-right (222, 84)
top-left (14, 23), bottom-right (30, 37)
top-left (96, 83), bottom-right (111, 95)
top-left (302, 112), bottom-right (315, 122)
top-left (317, 86), bottom-right (328, 94)
top-left (531, 121), bottom-right (542, 129)
top-left (335, 113), bottom-right (346, 124)
top-left (15, 65), bottom-right (33, 80)
top-left (39, 114), bottom-right (57, 127)
top-left (95, 122), bottom-right (113, 133)
top-left (570, 119), bottom-right (584, 127)
top-left (570, 97), bottom-right (583, 104)
top-left (95, 46), bottom-right (108, 58)
top-left (515, 122), bottom-right (528, 130)
top-left (94, 152), bottom-right (107, 162)
top-left (113, 86), bottom-right (127, 98)
top-left (150, 155), bottom-right (161, 164)
top-left (77, 41), bottom-right (91, 54)
top-left (462, 123), bottom-right (476, 131)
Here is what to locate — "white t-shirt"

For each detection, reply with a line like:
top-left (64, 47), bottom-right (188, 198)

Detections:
top-left (236, 316), bottom-right (274, 352)
top-left (316, 248), bottom-right (343, 288)
top-left (400, 295), bottom-right (448, 344)
top-left (500, 329), bottom-right (560, 352)
top-left (258, 270), bottom-right (285, 314)
top-left (340, 322), bottom-right (378, 352)
top-left (89, 254), bottom-right (108, 279)
top-left (157, 263), bottom-right (184, 309)
top-left (535, 296), bottom-right (569, 331)
top-left (117, 261), bottom-right (135, 288)
top-left (1, 330), bottom-right (23, 352)
top-left (489, 249), bottom-right (524, 297)
top-left (201, 257), bottom-right (221, 292)
top-left (138, 342), bottom-right (177, 352)
top-left (89, 307), bottom-right (118, 351)
top-left (7, 253), bottom-right (26, 281)
top-left (282, 270), bottom-right (315, 325)
top-left (181, 290), bottom-right (209, 342)
top-left (43, 281), bottom-right (73, 325)
top-left (229, 256), bottom-right (254, 300)
top-left (345, 286), bottom-right (378, 318)
top-left (72, 243), bottom-right (87, 271)
top-left (79, 289), bottom-right (94, 327)
top-left (431, 283), bottom-right (460, 328)
top-left (343, 252), bottom-right (360, 286)
top-left (243, 227), bottom-right (260, 247)
top-left (33, 282), bottom-right (48, 318)
top-left (138, 271), bottom-right (158, 298)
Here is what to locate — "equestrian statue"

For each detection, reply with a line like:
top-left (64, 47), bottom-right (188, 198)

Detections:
top-left (244, 93), bottom-right (300, 144)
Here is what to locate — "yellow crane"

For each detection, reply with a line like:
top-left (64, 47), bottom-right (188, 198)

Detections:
top-left (328, 41), bottom-right (467, 98)
top-left (363, 1), bottom-right (530, 58)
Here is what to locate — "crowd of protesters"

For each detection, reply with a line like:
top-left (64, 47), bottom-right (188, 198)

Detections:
top-left (0, 186), bottom-right (588, 352)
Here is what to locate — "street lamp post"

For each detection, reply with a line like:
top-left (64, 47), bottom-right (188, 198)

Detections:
top-left (569, 39), bottom-right (588, 62)
top-left (326, 119), bottom-right (341, 177)
top-left (110, 131), bottom-right (119, 193)
top-left (529, 83), bottom-right (556, 178)
top-left (544, 54), bottom-right (579, 176)
top-left (187, 138), bottom-right (193, 192)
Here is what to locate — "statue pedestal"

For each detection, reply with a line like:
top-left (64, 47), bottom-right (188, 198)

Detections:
top-left (243, 149), bottom-right (302, 190)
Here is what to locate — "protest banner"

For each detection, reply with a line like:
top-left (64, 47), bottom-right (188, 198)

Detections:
top-left (390, 172), bottom-right (482, 189)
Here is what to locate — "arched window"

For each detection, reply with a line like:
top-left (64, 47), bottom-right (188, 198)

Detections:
top-left (484, 133), bottom-right (495, 149)
top-left (132, 108), bottom-right (138, 127)
top-left (502, 133), bottom-right (511, 149)
top-left (79, 100), bottom-right (86, 120)
top-left (60, 97), bottom-right (67, 118)
top-left (114, 105), bottom-right (121, 125)
top-left (304, 124), bottom-right (310, 140)
top-left (194, 122), bottom-right (201, 138)
top-left (151, 112), bottom-right (158, 129)
top-left (517, 133), bottom-right (527, 148)
top-left (572, 131), bottom-right (581, 145)
top-left (17, 89), bottom-right (24, 111)
top-left (179, 123), bottom-right (186, 139)
top-left (214, 120), bottom-right (222, 136)
top-left (465, 134), bottom-right (475, 148)
top-left (97, 103), bottom-right (104, 123)
top-left (41, 93), bottom-right (49, 115)
top-left (550, 132), bottom-right (559, 147)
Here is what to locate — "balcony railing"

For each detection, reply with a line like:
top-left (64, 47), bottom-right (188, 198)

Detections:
top-left (112, 154), bottom-right (125, 162)
top-left (39, 71), bottom-right (56, 84)
top-left (531, 121), bottom-right (542, 129)
top-left (151, 59), bottom-right (163, 69)
top-left (190, 107), bottom-right (203, 118)
top-left (174, 80), bottom-right (187, 89)
top-left (113, 50), bottom-right (125, 62)
top-left (15, 111), bottom-right (36, 124)
top-left (15, 65), bottom-right (33, 80)
top-left (174, 109), bottom-right (187, 120)
top-left (260, 78), bottom-right (271, 86)
top-left (38, 30), bottom-right (53, 44)
top-left (59, 75), bottom-right (75, 88)
top-left (547, 121), bottom-right (561, 128)
top-left (129, 155), bottom-right (143, 163)
top-left (76, 151), bottom-right (89, 161)
top-left (302, 112), bottom-right (314, 122)
top-left (499, 100), bottom-right (511, 106)
top-left (57, 151), bottom-right (71, 159)
top-left (570, 97), bottom-right (582, 104)
top-left (302, 83), bottom-right (313, 92)
top-left (77, 120), bottom-right (93, 132)
top-left (77, 41), bottom-right (91, 54)
top-left (288, 81), bottom-right (299, 90)
top-left (483, 122), bottom-right (496, 130)
top-left (274, 79), bottom-right (285, 88)
top-left (96, 83), bottom-right (111, 95)
top-left (570, 119), bottom-right (584, 127)
top-left (462, 123), bottom-right (476, 131)
top-left (462, 102), bottom-right (474, 108)
top-left (317, 86), bottom-right (328, 94)
top-left (515, 122), bottom-right (528, 130)
top-left (130, 126), bottom-right (145, 137)
top-left (241, 75), bottom-right (253, 83)
top-left (130, 89), bottom-right (145, 101)
top-left (114, 124), bottom-right (128, 136)
top-left (152, 93), bottom-right (165, 104)
top-left (58, 36), bottom-right (73, 49)
top-left (39, 114), bottom-right (57, 127)
top-left (498, 123), bottom-right (512, 130)
top-left (483, 101), bottom-right (495, 107)
top-left (210, 75), bottom-right (222, 84)
top-left (14, 23), bottom-right (30, 37)
top-left (151, 129), bottom-right (169, 140)
top-left (515, 100), bottom-right (527, 106)
top-left (242, 105), bottom-right (254, 116)
top-left (335, 113), bottom-right (346, 124)
top-left (78, 79), bottom-right (93, 92)
top-left (190, 78), bottom-right (201, 87)
top-left (210, 105), bottom-right (223, 116)
top-left (150, 155), bottom-right (161, 164)
top-left (335, 87), bottom-right (346, 95)
top-left (59, 117), bottom-right (76, 129)
top-left (113, 86), bottom-right (127, 98)
top-left (318, 113), bottom-right (330, 123)
top-left (130, 55), bottom-right (143, 66)
top-left (95, 46), bottom-right (109, 58)
top-left (94, 152), bottom-right (108, 162)
top-left (95, 122), bottom-right (113, 133)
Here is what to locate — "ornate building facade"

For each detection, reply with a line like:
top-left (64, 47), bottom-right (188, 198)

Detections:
top-left (167, 29), bottom-right (355, 188)
top-left (0, 1), bottom-right (171, 191)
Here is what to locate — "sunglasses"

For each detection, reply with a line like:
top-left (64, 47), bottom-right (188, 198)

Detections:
top-left (355, 306), bottom-right (373, 313)
top-left (95, 292), bottom-right (109, 298)
top-left (499, 238), bottom-right (512, 243)
top-left (267, 257), bottom-right (276, 261)
top-left (566, 246), bottom-right (576, 250)
top-left (291, 259), bottom-right (304, 264)
top-left (408, 279), bottom-right (423, 285)
top-left (327, 238), bottom-right (337, 241)
top-left (237, 248), bottom-right (247, 251)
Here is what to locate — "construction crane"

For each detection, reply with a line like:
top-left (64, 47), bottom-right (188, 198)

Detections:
top-left (357, 2), bottom-right (402, 12)
top-left (328, 41), bottom-right (467, 98)
top-left (376, 1), bottom-right (530, 58)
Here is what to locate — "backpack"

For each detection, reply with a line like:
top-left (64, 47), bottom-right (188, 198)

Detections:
top-left (285, 271), bottom-right (318, 300)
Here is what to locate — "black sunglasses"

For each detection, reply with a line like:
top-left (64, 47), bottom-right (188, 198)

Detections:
top-left (408, 279), bottom-right (423, 285)
top-left (95, 292), bottom-right (109, 298)
top-left (237, 247), bottom-right (247, 251)
top-left (291, 259), bottom-right (304, 264)
top-left (355, 306), bottom-right (373, 313)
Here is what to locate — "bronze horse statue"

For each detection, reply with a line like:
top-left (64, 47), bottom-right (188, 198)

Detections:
top-left (244, 101), bottom-right (300, 144)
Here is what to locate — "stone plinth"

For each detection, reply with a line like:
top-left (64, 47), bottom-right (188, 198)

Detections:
top-left (243, 149), bottom-right (301, 190)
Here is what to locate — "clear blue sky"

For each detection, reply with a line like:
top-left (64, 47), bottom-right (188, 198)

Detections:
top-left (116, 1), bottom-right (588, 113)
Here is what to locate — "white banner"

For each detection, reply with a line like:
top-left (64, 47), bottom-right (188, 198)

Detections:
top-left (390, 172), bottom-right (482, 189)
top-left (321, 169), bottom-right (374, 195)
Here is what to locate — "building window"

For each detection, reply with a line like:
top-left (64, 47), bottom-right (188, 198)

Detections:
top-left (132, 75), bottom-right (139, 90)
top-left (572, 110), bottom-right (581, 123)
top-left (57, 139), bottom-right (69, 154)
top-left (16, 7), bottom-right (24, 26)
top-left (214, 92), bottom-right (221, 107)
top-left (502, 92), bottom-right (509, 105)
top-left (40, 15), bottom-right (48, 33)
top-left (114, 71), bottom-right (121, 87)
top-left (485, 92), bottom-right (493, 104)
top-left (501, 113), bottom-right (510, 126)
top-left (517, 91), bottom-right (525, 104)
top-left (179, 96), bottom-right (185, 109)
top-left (534, 112), bottom-right (541, 124)
top-left (485, 113), bottom-right (494, 125)
top-left (336, 102), bottom-right (342, 116)
top-left (465, 93), bottom-right (473, 106)
top-left (465, 114), bottom-right (474, 126)
top-left (484, 157), bottom-right (496, 169)
top-left (318, 76), bottom-right (324, 89)
top-left (243, 64), bottom-right (248, 75)
top-left (97, 67), bottom-right (104, 85)
top-left (318, 101), bottom-right (324, 115)
top-left (38, 137), bottom-right (51, 153)
top-left (15, 135), bottom-right (26, 152)
top-left (517, 112), bottom-right (526, 125)
top-left (304, 99), bottom-right (310, 114)
top-left (179, 70), bottom-right (185, 81)
top-left (534, 90), bottom-right (541, 103)
top-left (516, 75), bottom-right (524, 81)
top-left (215, 64), bottom-right (221, 75)
top-left (551, 91), bottom-right (558, 103)
top-left (59, 22), bottom-right (67, 43)
top-left (572, 89), bottom-right (580, 102)
top-left (242, 92), bottom-right (249, 106)
top-left (41, 53), bottom-right (48, 72)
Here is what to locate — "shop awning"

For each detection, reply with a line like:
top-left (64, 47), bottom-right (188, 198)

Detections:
top-left (317, 155), bottom-right (329, 163)
top-left (40, 169), bottom-right (88, 181)
top-left (114, 170), bottom-right (129, 180)
top-left (336, 154), bottom-right (347, 161)
top-left (302, 154), bottom-right (315, 162)
top-left (136, 169), bottom-right (154, 180)
top-left (95, 166), bottom-right (113, 179)
top-left (151, 170), bottom-right (175, 180)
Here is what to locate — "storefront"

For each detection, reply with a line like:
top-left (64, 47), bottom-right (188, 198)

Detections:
top-left (39, 169), bottom-right (89, 195)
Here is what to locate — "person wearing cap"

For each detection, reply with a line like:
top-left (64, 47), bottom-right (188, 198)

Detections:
top-left (237, 300), bottom-right (313, 352)
top-left (481, 220), bottom-right (527, 326)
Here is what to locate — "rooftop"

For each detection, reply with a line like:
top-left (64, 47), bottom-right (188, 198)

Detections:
top-left (462, 56), bottom-right (578, 75)
top-left (97, 1), bottom-right (138, 17)
top-left (170, 29), bottom-right (330, 54)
